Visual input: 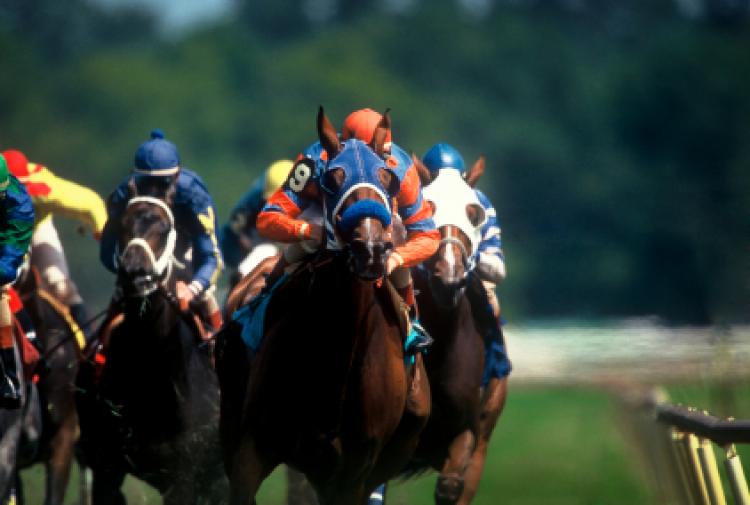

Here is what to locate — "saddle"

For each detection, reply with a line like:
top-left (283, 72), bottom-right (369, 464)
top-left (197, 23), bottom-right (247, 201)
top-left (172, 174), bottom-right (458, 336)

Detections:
top-left (231, 254), bottom-right (411, 355)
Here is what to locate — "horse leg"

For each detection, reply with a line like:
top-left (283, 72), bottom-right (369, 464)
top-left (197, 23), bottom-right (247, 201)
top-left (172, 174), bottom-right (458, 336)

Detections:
top-left (435, 429), bottom-right (475, 505)
top-left (228, 436), bottom-right (276, 505)
top-left (456, 377), bottom-right (508, 505)
top-left (369, 353), bottom-right (431, 489)
top-left (91, 468), bottom-right (126, 505)
top-left (44, 415), bottom-right (78, 505)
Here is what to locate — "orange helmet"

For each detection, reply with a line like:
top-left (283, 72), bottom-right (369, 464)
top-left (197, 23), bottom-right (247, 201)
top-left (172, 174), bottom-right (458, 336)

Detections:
top-left (2, 150), bottom-right (31, 177)
top-left (340, 108), bottom-right (392, 146)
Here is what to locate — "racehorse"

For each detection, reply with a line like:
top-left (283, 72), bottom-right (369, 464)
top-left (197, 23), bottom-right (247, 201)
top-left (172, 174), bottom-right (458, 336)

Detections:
top-left (398, 157), bottom-right (508, 505)
top-left (4, 266), bottom-right (86, 505)
top-left (75, 178), bottom-right (227, 505)
top-left (217, 108), bottom-right (430, 505)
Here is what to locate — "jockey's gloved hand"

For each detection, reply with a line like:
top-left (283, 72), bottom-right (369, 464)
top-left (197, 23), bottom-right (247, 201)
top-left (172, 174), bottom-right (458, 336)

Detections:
top-left (307, 223), bottom-right (324, 243)
top-left (175, 281), bottom-right (195, 312)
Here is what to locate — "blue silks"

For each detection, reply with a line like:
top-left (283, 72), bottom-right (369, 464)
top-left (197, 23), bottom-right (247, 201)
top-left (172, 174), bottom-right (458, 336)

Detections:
top-left (231, 273), bottom-right (289, 352)
top-left (337, 199), bottom-right (392, 236)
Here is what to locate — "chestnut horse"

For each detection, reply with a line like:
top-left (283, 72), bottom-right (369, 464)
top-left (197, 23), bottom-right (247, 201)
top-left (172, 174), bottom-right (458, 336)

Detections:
top-left (388, 157), bottom-right (508, 505)
top-left (217, 108), bottom-right (430, 505)
top-left (6, 267), bottom-right (86, 505)
top-left (76, 181), bottom-right (227, 505)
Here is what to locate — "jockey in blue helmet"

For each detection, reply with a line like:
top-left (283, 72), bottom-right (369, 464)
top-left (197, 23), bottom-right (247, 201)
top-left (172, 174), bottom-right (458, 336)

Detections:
top-left (422, 143), bottom-right (511, 386)
top-left (100, 129), bottom-right (224, 333)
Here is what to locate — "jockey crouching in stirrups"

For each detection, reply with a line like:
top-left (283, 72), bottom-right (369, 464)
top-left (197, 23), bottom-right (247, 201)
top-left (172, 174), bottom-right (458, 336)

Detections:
top-left (257, 108), bottom-right (440, 352)
top-left (100, 129), bottom-right (224, 338)
top-left (422, 142), bottom-right (511, 392)
top-left (0, 153), bottom-right (37, 407)
top-left (2, 149), bottom-right (107, 340)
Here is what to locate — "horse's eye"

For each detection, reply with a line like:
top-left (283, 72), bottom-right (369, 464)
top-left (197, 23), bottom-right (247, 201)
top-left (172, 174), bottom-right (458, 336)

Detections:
top-left (378, 168), bottom-right (399, 196)
top-left (427, 200), bottom-right (437, 217)
top-left (466, 203), bottom-right (485, 227)
top-left (321, 168), bottom-right (345, 195)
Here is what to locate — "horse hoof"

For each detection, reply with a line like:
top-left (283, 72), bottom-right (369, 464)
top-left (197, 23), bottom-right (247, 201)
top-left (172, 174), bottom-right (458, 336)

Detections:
top-left (435, 474), bottom-right (464, 504)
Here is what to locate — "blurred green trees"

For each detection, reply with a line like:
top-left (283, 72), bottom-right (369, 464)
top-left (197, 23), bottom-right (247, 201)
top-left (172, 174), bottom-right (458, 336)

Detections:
top-left (1, 0), bottom-right (747, 324)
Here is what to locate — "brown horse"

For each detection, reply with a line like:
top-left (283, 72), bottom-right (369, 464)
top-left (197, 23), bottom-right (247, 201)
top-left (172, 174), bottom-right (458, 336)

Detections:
top-left (217, 108), bottom-right (430, 505)
top-left (10, 267), bottom-right (85, 505)
top-left (396, 157), bottom-right (508, 505)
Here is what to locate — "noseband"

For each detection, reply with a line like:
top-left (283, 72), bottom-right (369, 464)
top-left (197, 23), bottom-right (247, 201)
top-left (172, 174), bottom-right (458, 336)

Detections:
top-left (437, 229), bottom-right (475, 279)
top-left (120, 196), bottom-right (177, 293)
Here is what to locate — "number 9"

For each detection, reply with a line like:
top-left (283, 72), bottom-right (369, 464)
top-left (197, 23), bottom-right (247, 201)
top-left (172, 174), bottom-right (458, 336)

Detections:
top-left (289, 162), bottom-right (312, 192)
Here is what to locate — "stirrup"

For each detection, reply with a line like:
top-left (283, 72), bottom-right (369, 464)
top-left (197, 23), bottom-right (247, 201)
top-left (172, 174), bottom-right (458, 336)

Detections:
top-left (405, 319), bottom-right (433, 355)
top-left (0, 375), bottom-right (21, 406)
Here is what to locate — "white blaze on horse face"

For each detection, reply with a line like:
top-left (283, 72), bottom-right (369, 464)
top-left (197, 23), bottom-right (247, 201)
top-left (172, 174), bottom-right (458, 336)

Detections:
top-left (422, 169), bottom-right (486, 257)
top-left (443, 235), bottom-right (457, 276)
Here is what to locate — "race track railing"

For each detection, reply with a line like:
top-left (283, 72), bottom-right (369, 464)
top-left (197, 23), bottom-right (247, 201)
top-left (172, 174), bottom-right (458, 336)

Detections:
top-left (656, 404), bottom-right (750, 505)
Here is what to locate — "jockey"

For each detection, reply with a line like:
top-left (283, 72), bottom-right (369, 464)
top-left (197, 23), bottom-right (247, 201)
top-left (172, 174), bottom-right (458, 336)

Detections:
top-left (0, 154), bottom-right (35, 407)
top-left (422, 143), bottom-right (512, 385)
top-left (219, 159), bottom-right (293, 285)
top-left (100, 129), bottom-right (224, 333)
top-left (256, 108), bottom-right (440, 350)
top-left (2, 148), bottom-right (107, 336)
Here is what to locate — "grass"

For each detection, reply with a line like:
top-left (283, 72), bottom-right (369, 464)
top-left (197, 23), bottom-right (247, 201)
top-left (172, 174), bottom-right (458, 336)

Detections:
top-left (20, 384), bottom-right (663, 504)
top-left (17, 380), bottom-right (750, 504)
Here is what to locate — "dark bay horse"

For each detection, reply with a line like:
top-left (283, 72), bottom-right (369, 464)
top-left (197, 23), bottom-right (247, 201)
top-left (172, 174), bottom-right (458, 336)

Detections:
top-left (76, 183), bottom-right (226, 504)
top-left (6, 267), bottom-right (86, 505)
top-left (217, 108), bottom-right (430, 505)
top-left (399, 157), bottom-right (508, 505)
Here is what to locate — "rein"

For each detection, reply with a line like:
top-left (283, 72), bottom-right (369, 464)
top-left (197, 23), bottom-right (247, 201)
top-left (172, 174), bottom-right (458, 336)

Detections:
top-left (27, 289), bottom-right (109, 361)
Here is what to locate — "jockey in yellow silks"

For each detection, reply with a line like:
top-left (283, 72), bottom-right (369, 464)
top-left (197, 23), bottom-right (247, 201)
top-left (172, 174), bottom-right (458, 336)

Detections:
top-left (3, 148), bottom-right (106, 337)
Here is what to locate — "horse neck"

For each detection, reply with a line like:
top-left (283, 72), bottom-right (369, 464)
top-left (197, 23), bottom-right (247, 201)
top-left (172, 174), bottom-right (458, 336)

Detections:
top-left (121, 291), bottom-right (183, 351)
top-left (414, 270), bottom-right (473, 349)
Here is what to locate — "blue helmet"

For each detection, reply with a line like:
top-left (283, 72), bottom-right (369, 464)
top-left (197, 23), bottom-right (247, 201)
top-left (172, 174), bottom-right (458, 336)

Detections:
top-left (422, 143), bottom-right (465, 175)
top-left (133, 129), bottom-right (180, 175)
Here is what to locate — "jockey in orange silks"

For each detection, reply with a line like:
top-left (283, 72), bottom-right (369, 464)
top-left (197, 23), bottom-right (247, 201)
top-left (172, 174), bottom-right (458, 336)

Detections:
top-left (256, 108), bottom-right (440, 350)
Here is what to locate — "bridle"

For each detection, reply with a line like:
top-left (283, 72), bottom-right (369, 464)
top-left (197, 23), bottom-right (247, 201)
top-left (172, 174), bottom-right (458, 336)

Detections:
top-left (119, 196), bottom-right (178, 296)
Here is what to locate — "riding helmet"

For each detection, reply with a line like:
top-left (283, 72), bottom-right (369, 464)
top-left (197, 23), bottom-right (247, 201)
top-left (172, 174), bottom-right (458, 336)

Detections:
top-left (263, 159), bottom-right (294, 199)
top-left (422, 143), bottom-right (465, 175)
top-left (2, 150), bottom-right (31, 178)
top-left (134, 129), bottom-right (180, 175)
top-left (341, 108), bottom-right (392, 146)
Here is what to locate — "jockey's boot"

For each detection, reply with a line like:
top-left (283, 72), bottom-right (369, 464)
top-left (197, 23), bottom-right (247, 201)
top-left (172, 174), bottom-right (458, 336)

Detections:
top-left (13, 307), bottom-right (37, 347)
top-left (0, 325), bottom-right (21, 408)
top-left (397, 282), bottom-right (433, 353)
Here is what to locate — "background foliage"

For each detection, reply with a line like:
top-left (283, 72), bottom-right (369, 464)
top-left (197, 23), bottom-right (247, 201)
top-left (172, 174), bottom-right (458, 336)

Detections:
top-left (1, 0), bottom-right (748, 324)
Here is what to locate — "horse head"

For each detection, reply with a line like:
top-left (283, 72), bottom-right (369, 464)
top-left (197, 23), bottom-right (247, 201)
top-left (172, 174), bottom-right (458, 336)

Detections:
top-left (317, 107), bottom-right (399, 281)
top-left (416, 155), bottom-right (487, 307)
top-left (116, 177), bottom-right (178, 297)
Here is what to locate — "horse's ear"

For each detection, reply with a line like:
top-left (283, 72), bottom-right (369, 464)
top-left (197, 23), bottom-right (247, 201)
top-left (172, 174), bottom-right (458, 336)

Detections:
top-left (164, 172), bottom-right (179, 206)
top-left (317, 106), bottom-right (341, 158)
top-left (464, 156), bottom-right (485, 188)
top-left (127, 176), bottom-right (138, 198)
top-left (412, 153), bottom-right (433, 187)
top-left (371, 108), bottom-right (391, 157)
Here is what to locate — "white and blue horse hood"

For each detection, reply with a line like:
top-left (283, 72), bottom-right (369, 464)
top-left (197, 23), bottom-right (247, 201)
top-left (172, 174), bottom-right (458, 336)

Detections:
top-left (322, 139), bottom-right (394, 247)
top-left (422, 168), bottom-right (487, 258)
